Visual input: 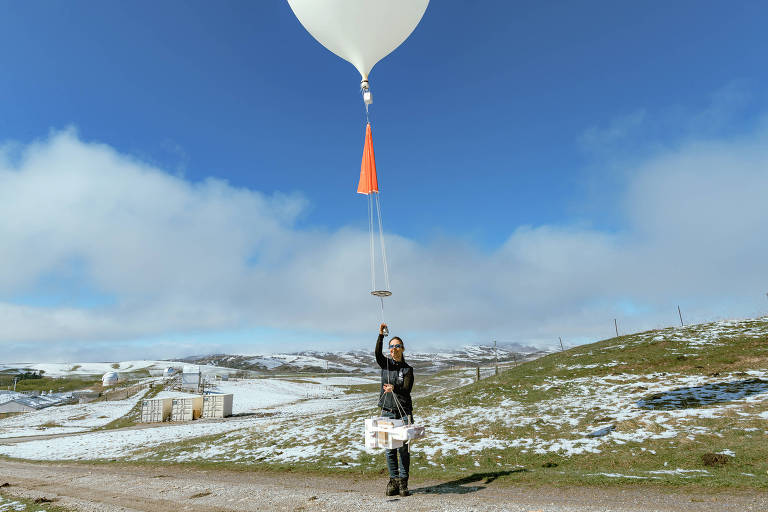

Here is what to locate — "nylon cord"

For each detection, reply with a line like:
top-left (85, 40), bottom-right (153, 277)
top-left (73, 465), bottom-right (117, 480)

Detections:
top-left (375, 192), bottom-right (391, 291)
top-left (379, 296), bottom-right (385, 325)
top-left (368, 193), bottom-right (376, 293)
top-left (383, 349), bottom-right (408, 422)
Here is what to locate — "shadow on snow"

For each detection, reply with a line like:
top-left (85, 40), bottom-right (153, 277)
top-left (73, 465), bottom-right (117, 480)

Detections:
top-left (637, 378), bottom-right (768, 410)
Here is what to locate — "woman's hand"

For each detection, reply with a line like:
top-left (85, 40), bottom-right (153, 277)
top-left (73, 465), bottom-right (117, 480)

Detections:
top-left (382, 384), bottom-right (394, 393)
top-left (379, 323), bottom-right (388, 335)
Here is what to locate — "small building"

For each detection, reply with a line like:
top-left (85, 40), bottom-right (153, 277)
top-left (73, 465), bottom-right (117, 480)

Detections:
top-left (181, 365), bottom-right (201, 391)
top-left (202, 393), bottom-right (233, 418)
top-left (171, 396), bottom-right (203, 421)
top-left (0, 393), bottom-right (73, 413)
top-left (141, 397), bottom-right (173, 423)
top-left (102, 371), bottom-right (119, 387)
top-left (0, 390), bottom-right (22, 406)
top-left (0, 398), bottom-right (39, 413)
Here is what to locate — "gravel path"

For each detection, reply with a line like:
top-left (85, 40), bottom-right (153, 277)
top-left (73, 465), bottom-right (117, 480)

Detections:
top-left (1, 460), bottom-right (766, 512)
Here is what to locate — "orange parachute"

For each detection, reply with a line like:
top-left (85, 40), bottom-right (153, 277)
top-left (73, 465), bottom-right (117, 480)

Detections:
top-left (357, 123), bottom-right (378, 195)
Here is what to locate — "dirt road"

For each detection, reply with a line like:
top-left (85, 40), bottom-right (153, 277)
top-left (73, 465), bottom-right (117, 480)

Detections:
top-left (1, 460), bottom-right (765, 512)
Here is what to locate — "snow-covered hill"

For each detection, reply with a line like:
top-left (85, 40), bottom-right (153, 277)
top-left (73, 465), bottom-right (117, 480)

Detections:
top-left (182, 343), bottom-right (546, 373)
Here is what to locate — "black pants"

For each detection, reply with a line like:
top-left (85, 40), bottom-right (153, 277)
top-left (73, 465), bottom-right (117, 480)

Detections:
top-left (381, 409), bottom-right (412, 479)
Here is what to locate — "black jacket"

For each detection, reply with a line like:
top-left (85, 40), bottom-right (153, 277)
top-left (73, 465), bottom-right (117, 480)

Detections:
top-left (375, 334), bottom-right (414, 415)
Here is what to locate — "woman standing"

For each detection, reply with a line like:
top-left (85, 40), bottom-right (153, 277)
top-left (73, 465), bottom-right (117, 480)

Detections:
top-left (375, 322), bottom-right (414, 497)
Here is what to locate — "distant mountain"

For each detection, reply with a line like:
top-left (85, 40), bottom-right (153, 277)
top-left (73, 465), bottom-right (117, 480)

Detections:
top-left (1, 346), bottom-right (549, 378)
top-left (181, 345), bottom-right (548, 374)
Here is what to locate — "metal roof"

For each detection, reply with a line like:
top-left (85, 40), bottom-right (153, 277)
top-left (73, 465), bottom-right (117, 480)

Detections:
top-left (7, 393), bottom-right (74, 410)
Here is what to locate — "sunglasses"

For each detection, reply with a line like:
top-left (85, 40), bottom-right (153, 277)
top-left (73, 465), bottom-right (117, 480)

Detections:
top-left (389, 344), bottom-right (403, 349)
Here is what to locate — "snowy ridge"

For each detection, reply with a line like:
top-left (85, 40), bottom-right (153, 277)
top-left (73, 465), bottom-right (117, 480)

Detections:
top-left (183, 344), bottom-right (545, 373)
top-left (0, 360), bottom-right (189, 378)
top-left (1, 345), bottom-right (544, 377)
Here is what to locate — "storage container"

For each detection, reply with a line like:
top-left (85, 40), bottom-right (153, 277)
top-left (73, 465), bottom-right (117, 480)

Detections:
top-left (140, 397), bottom-right (172, 423)
top-left (171, 396), bottom-right (203, 421)
top-left (201, 393), bottom-right (233, 418)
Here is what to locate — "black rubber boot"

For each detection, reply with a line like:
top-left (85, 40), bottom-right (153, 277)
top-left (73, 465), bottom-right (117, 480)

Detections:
top-left (386, 478), bottom-right (399, 496)
top-left (398, 477), bottom-right (410, 497)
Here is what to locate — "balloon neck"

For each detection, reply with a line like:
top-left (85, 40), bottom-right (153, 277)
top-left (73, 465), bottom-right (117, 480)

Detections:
top-left (361, 79), bottom-right (373, 107)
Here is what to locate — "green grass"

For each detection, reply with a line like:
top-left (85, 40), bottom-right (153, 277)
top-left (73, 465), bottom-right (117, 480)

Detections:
top-left (401, 318), bottom-right (768, 488)
top-left (1, 376), bottom-right (102, 393)
top-left (95, 385), bottom-right (159, 430)
top-left (342, 383), bottom-right (380, 394)
top-left (0, 492), bottom-right (76, 511)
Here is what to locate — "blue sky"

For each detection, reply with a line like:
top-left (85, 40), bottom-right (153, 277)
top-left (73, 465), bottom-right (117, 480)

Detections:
top-left (1, 1), bottom-right (767, 361)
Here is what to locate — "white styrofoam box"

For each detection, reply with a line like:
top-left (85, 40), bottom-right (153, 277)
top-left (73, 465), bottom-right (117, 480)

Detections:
top-left (381, 432), bottom-right (404, 449)
top-left (377, 418), bottom-right (405, 429)
top-left (364, 416), bottom-right (410, 449)
top-left (390, 425), bottom-right (426, 441)
top-left (365, 430), bottom-right (380, 449)
top-left (365, 417), bottom-right (387, 430)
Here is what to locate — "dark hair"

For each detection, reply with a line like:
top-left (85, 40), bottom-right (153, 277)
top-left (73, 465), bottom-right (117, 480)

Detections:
top-left (389, 336), bottom-right (404, 347)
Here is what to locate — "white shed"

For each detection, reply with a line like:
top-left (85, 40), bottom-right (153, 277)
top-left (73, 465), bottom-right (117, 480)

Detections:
top-left (181, 365), bottom-right (201, 391)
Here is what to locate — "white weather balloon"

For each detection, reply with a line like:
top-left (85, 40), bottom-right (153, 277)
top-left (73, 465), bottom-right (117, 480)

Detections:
top-left (287, 0), bottom-right (429, 83)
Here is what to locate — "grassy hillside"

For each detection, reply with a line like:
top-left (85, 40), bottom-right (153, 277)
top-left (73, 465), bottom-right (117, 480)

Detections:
top-left (119, 317), bottom-right (768, 489)
top-left (408, 317), bottom-right (768, 487)
top-left (0, 376), bottom-right (102, 394)
top-left (7, 317), bottom-right (764, 490)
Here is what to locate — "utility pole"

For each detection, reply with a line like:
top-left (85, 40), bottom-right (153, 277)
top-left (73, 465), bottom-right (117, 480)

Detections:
top-left (559, 337), bottom-right (564, 352)
top-left (494, 339), bottom-right (498, 375)
top-left (614, 319), bottom-right (619, 337)
top-left (677, 305), bottom-right (684, 327)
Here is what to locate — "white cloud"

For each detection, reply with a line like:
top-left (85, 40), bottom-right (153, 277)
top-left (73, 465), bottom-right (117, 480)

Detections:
top-left (580, 109), bottom-right (647, 151)
top-left (1, 122), bottom-right (767, 360)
